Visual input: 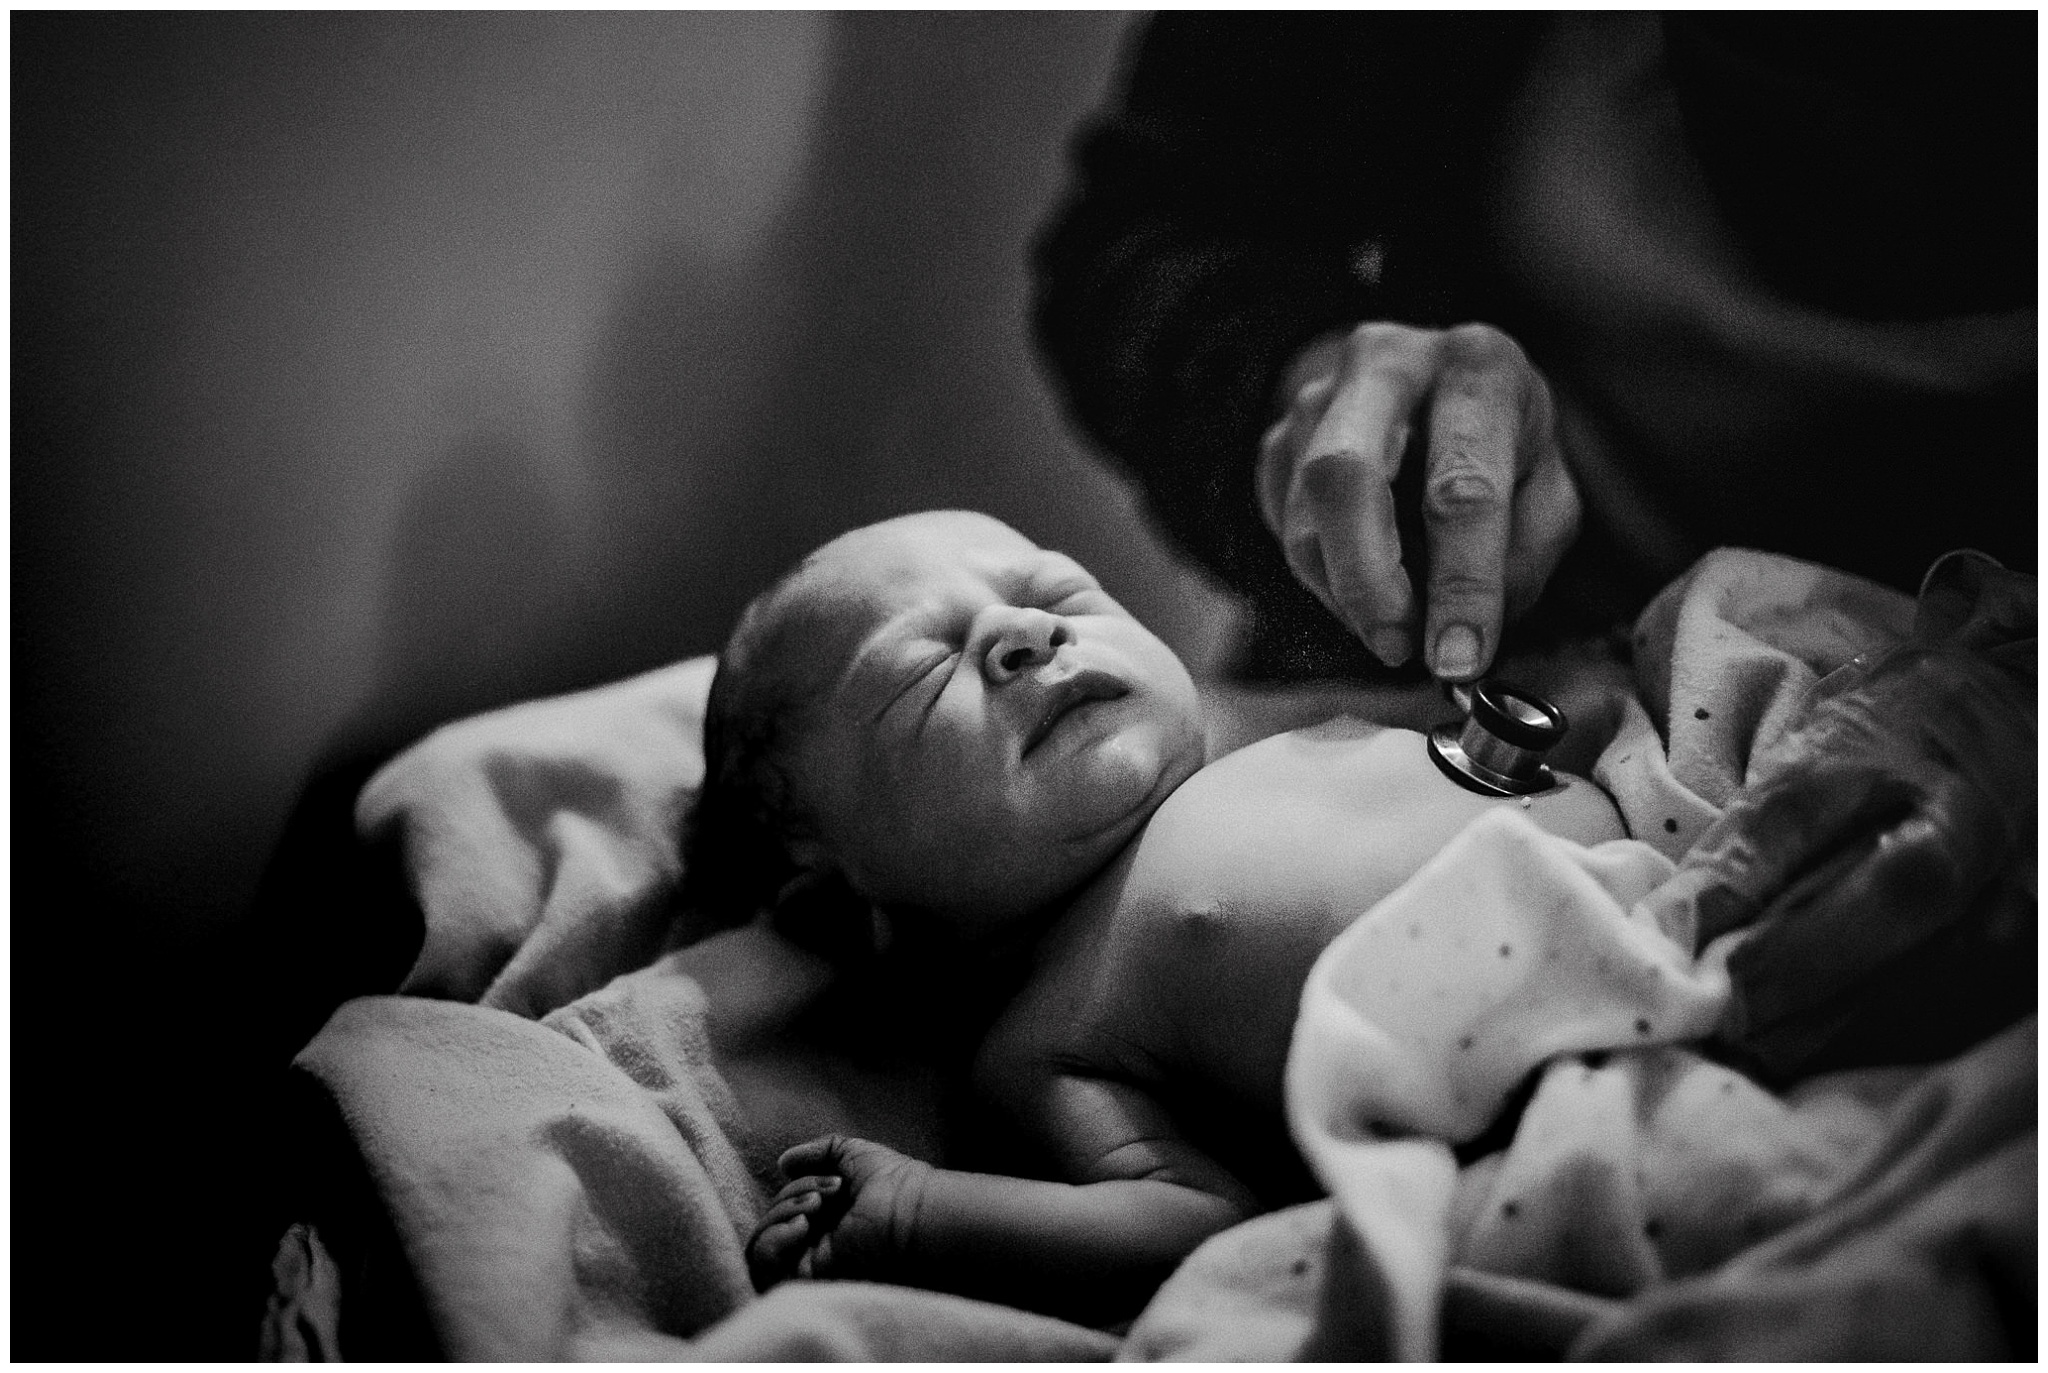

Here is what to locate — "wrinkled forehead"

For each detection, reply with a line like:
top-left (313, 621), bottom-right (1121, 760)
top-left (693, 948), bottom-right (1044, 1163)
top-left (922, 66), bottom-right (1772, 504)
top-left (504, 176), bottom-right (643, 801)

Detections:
top-left (750, 512), bottom-right (1037, 702)
top-left (810, 513), bottom-right (1036, 623)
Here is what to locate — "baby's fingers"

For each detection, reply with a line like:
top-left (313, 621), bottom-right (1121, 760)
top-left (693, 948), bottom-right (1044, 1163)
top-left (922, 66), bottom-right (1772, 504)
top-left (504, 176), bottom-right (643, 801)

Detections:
top-left (747, 1212), bottom-right (812, 1292)
top-left (768, 1174), bottom-right (843, 1208)
top-left (751, 1175), bottom-right (845, 1288)
top-left (778, 1136), bottom-right (852, 1180)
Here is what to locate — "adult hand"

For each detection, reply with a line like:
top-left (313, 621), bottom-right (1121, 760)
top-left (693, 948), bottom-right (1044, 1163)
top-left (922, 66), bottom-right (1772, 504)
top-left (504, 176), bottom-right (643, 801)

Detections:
top-left (1642, 554), bottom-right (2035, 958)
top-left (1257, 322), bottom-right (1581, 679)
top-left (1636, 557), bottom-right (2034, 1078)
top-left (1642, 644), bottom-right (2033, 952)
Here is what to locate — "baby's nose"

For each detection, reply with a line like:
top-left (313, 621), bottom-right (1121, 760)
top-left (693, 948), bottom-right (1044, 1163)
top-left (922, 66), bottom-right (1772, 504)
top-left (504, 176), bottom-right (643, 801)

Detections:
top-left (981, 608), bottom-right (1071, 681)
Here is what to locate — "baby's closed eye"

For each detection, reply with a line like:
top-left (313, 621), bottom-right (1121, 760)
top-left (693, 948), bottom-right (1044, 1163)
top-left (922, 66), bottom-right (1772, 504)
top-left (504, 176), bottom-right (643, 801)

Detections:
top-left (875, 647), bottom-right (954, 721)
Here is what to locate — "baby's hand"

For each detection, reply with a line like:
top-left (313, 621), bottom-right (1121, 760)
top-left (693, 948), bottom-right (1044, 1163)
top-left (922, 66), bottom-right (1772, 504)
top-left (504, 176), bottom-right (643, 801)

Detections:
top-left (746, 1135), bottom-right (929, 1292)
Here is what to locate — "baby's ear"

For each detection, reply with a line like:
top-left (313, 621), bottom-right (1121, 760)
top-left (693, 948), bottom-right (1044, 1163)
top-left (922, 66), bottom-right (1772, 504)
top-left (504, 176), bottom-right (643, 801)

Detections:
top-left (770, 866), bottom-right (889, 965)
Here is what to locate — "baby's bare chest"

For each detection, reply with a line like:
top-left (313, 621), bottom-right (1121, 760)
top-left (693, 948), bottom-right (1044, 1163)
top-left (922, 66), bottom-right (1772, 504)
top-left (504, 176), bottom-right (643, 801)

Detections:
top-left (1036, 721), bottom-right (1619, 1108)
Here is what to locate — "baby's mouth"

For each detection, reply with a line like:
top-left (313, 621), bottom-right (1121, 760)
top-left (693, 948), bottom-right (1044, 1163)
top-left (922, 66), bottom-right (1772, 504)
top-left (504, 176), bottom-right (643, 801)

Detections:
top-left (1021, 668), bottom-right (1129, 758)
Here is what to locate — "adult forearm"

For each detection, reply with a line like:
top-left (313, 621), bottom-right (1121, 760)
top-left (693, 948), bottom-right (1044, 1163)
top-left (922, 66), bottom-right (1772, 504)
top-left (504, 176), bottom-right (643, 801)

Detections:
top-left (891, 1164), bottom-right (1251, 1324)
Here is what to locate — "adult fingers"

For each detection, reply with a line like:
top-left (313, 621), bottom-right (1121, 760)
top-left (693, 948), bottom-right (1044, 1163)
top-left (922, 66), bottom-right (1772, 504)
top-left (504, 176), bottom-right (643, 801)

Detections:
top-left (1287, 327), bottom-right (1434, 661)
top-left (1500, 369), bottom-right (1579, 620)
top-left (1286, 450), bottom-right (1412, 665)
top-left (1502, 438), bottom-right (1580, 621)
top-left (1258, 360), bottom-right (1341, 536)
top-left (1637, 766), bottom-right (1911, 948)
top-left (1256, 415), bottom-right (1298, 539)
top-left (1418, 330), bottom-right (1523, 679)
top-left (1736, 804), bottom-right (1977, 1016)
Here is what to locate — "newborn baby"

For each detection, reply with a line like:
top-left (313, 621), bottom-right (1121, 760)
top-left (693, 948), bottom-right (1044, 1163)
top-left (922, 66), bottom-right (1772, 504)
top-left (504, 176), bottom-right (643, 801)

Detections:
top-left (687, 510), bottom-right (1622, 1324)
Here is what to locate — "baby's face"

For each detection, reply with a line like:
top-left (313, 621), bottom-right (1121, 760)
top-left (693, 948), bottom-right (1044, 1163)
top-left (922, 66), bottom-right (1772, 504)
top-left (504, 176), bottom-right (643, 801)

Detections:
top-left (784, 511), bottom-right (1204, 935)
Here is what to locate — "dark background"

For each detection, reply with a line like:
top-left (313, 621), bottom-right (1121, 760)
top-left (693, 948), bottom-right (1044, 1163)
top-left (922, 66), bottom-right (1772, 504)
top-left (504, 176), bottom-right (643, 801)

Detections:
top-left (12, 12), bottom-right (1238, 1357)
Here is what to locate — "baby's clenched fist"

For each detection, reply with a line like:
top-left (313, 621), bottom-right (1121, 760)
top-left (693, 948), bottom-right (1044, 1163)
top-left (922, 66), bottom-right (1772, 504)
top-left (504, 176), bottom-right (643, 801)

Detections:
top-left (746, 1135), bottom-right (929, 1292)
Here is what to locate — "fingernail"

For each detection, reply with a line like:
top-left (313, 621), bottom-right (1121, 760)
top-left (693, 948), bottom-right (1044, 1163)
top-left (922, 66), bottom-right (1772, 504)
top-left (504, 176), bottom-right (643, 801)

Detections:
top-left (1370, 628), bottom-right (1411, 667)
top-left (1433, 624), bottom-right (1480, 679)
top-left (817, 1176), bottom-right (841, 1192)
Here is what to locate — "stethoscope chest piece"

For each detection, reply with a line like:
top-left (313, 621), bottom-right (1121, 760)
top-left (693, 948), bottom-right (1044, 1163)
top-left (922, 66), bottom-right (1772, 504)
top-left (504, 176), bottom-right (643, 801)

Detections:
top-left (1428, 678), bottom-right (1569, 797)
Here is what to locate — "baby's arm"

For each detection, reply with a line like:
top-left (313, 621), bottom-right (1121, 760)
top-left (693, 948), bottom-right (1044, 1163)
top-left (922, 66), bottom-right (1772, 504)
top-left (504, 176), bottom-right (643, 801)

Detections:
top-left (747, 1062), bottom-right (1257, 1324)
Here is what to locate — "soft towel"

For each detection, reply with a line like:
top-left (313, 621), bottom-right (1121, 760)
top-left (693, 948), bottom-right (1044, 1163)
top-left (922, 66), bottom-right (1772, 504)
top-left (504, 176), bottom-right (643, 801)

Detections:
top-left (294, 993), bottom-right (756, 1360)
top-left (290, 937), bottom-right (1112, 1360)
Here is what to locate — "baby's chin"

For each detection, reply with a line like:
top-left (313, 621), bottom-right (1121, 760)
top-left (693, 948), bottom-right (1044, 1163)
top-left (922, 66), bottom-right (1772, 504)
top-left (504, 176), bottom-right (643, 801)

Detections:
top-left (916, 718), bottom-right (1204, 929)
top-left (1047, 717), bottom-right (1205, 850)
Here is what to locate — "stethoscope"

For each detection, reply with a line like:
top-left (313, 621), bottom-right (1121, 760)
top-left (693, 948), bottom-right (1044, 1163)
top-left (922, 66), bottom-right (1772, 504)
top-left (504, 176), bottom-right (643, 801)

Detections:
top-left (1428, 678), bottom-right (1570, 797)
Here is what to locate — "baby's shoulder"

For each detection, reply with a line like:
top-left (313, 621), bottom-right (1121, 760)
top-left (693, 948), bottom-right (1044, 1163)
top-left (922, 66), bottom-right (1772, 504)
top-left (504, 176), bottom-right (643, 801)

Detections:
top-left (1133, 716), bottom-right (1427, 859)
top-left (1181, 714), bottom-right (1422, 798)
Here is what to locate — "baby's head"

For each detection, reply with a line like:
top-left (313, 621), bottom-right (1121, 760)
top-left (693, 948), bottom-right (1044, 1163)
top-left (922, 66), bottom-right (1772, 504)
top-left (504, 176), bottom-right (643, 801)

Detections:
top-left (685, 510), bottom-right (1204, 952)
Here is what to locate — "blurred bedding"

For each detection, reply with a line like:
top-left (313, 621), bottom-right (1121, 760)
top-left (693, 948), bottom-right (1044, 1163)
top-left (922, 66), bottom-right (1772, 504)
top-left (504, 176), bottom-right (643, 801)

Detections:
top-left (264, 547), bottom-right (2034, 1360)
